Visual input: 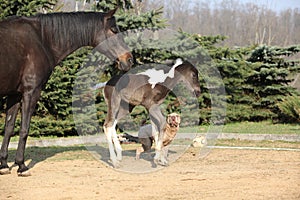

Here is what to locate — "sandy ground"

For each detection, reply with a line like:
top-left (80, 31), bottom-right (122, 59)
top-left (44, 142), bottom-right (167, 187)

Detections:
top-left (0, 145), bottom-right (299, 200)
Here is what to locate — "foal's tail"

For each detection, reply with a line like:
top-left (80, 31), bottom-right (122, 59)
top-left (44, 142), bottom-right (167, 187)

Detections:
top-left (119, 133), bottom-right (139, 144)
top-left (92, 82), bottom-right (107, 90)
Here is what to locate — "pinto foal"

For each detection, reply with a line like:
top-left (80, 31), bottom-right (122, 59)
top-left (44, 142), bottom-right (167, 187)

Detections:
top-left (103, 59), bottom-right (200, 167)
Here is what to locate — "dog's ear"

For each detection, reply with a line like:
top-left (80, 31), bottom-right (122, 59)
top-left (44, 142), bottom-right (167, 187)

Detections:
top-left (167, 115), bottom-right (171, 124)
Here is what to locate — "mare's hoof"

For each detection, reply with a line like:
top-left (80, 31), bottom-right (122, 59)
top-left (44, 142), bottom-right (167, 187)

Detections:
top-left (0, 168), bottom-right (11, 175)
top-left (18, 170), bottom-right (31, 177)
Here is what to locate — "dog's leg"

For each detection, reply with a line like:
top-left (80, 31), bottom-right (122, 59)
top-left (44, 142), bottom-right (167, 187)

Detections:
top-left (136, 146), bottom-right (144, 160)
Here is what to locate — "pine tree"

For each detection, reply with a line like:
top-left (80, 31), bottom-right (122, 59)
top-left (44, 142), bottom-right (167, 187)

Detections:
top-left (0, 0), bottom-right (56, 19)
top-left (246, 45), bottom-right (300, 119)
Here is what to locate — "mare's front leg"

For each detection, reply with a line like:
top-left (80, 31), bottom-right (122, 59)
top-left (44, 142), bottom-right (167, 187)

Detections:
top-left (15, 88), bottom-right (42, 176)
top-left (0, 95), bottom-right (21, 175)
top-left (149, 105), bottom-right (168, 166)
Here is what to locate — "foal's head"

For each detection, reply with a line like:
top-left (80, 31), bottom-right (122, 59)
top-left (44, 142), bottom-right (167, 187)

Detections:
top-left (176, 61), bottom-right (201, 97)
top-left (95, 8), bottom-right (133, 71)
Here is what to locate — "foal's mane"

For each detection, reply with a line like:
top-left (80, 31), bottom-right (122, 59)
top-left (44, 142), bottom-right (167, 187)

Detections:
top-left (36, 12), bottom-right (106, 47)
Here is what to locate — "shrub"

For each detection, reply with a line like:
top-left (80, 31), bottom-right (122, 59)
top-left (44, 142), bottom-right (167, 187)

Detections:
top-left (277, 94), bottom-right (300, 123)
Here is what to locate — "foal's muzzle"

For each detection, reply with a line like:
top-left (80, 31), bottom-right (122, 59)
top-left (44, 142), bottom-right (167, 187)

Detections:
top-left (116, 52), bottom-right (133, 71)
top-left (194, 89), bottom-right (201, 97)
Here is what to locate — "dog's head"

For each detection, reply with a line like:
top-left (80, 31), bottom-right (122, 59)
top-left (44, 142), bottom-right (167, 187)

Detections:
top-left (167, 113), bottom-right (181, 127)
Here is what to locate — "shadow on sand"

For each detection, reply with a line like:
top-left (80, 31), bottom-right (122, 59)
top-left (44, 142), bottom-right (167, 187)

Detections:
top-left (6, 143), bottom-right (184, 173)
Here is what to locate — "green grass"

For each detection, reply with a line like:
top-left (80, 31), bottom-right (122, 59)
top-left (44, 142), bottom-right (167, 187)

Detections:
top-left (222, 121), bottom-right (300, 134)
top-left (0, 121), bottom-right (299, 143)
top-left (179, 121), bottom-right (300, 135)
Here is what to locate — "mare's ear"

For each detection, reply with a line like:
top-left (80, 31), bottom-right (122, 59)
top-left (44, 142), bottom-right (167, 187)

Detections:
top-left (106, 7), bottom-right (118, 18)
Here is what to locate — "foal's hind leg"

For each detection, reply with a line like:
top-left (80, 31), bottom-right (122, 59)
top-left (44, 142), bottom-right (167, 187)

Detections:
top-left (103, 92), bottom-right (123, 167)
top-left (0, 94), bottom-right (21, 175)
top-left (103, 119), bottom-right (121, 167)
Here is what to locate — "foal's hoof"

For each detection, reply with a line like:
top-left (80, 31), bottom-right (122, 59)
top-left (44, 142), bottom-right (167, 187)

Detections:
top-left (17, 170), bottom-right (32, 177)
top-left (0, 168), bottom-right (11, 175)
top-left (154, 158), bottom-right (169, 167)
top-left (111, 160), bottom-right (121, 168)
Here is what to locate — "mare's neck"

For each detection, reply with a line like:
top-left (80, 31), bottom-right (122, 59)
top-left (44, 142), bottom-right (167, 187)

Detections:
top-left (48, 31), bottom-right (95, 65)
top-left (38, 13), bottom-right (101, 64)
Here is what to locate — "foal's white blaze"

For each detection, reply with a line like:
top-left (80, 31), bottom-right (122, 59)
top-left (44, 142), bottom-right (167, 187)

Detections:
top-left (138, 58), bottom-right (183, 89)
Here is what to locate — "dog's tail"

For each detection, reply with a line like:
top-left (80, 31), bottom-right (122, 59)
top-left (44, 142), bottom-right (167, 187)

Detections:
top-left (119, 133), bottom-right (139, 143)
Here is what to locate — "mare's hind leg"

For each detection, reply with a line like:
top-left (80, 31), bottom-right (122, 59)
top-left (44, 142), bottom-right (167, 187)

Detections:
top-left (0, 94), bottom-right (21, 175)
top-left (15, 88), bottom-right (42, 176)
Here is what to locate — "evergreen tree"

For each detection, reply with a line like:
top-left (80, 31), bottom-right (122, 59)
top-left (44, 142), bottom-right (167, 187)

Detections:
top-left (0, 0), bottom-right (56, 19)
top-left (246, 45), bottom-right (300, 119)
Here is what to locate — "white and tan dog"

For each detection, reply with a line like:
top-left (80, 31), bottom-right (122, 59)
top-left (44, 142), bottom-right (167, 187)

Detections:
top-left (136, 113), bottom-right (181, 160)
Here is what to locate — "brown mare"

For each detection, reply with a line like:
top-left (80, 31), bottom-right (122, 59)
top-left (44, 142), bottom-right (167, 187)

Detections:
top-left (0, 8), bottom-right (133, 176)
top-left (103, 59), bottom-right (201, 167)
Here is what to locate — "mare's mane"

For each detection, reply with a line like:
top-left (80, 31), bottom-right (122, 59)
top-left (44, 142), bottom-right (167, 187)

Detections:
top-left (36, 12), bottom-right (106, 47)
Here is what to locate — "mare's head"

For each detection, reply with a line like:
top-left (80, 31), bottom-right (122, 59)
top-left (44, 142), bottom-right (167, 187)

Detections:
top-left (95, 8), bottom-right (133, 71)
top-left (176, 61), bottom-right (201, 97)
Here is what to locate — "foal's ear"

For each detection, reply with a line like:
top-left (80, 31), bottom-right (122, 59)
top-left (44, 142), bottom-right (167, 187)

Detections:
top-left (106, 7), bottom-right (118, 18)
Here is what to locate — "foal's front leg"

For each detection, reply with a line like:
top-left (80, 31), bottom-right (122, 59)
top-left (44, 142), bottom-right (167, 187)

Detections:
top-left (149, 105), bottom-right (168, 166)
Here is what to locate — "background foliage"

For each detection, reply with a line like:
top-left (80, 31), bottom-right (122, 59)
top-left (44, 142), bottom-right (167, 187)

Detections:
top-left (0, 0), bottom-right (299, 137)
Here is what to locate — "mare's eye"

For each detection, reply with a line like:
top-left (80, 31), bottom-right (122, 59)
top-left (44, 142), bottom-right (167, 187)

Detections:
top-left (110, 26), bottom-right (119, 33)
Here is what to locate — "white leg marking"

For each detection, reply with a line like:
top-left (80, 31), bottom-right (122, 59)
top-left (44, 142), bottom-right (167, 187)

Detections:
top-left (154, 131), bottom-right (169, 166)
top-left (111, 120), bottom-right (122, 161)
top-left (104, 125), bottom-right (118, 167)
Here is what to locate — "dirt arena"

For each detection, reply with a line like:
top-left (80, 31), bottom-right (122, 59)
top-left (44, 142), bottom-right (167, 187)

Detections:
top-left (0, 143), bottom-right (299, 200)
